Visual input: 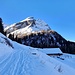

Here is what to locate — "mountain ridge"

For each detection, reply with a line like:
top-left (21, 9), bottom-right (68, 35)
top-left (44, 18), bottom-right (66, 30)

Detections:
top-left (4, 17), bottom-right (75, 54)
top-left (4, 17), bottom-right (51, 35)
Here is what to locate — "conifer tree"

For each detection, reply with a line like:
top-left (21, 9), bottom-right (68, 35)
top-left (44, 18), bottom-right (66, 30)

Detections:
top-left (0, 18), bottom-right (4, 34)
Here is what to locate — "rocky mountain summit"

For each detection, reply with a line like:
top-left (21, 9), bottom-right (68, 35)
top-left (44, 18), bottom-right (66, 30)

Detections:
top-left (4, 17), bottom-right (51, 36)
top-left (4, 17), bottom-right (75, 54)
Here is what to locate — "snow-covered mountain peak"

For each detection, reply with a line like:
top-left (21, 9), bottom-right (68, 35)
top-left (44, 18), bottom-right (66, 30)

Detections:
top-left (4, 17), bottom-right (51, 36)
top-left (21, 16), bottom-right (35, 22)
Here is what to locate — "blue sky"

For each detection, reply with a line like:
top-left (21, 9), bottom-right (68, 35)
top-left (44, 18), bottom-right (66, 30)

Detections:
top-left (0, 0), bottom-right (75, 41)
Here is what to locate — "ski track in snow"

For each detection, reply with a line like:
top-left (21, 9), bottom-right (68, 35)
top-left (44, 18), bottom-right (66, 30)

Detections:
top-left (0, 46), bottom-right (75, 75)
top-left (0, 49), bottom-right (31, 75)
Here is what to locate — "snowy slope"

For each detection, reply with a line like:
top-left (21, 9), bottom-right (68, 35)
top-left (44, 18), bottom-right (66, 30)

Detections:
top-left (4, 17), bottom-right (51, 36)
top-left (0, 33), bottom-right (75, 75)
top-left (0, 33), bottom-right (13, 57)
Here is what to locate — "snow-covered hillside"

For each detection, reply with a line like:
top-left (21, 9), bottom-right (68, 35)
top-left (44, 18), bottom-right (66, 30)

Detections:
top-left (0, 33), bottom-right (13, 57)
top-left (0, 33), bottom-right (75, 75)
top-left (4, 17), bottom-right (51, 36)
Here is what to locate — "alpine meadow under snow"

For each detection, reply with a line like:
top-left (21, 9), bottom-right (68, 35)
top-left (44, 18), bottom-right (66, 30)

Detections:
top-left (0, 17), bottom-right (75, 75)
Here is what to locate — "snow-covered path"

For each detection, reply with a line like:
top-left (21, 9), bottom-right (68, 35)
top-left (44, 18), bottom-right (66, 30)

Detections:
top-left (0, 46), bottom-right (32, 75)
top-left (0, 47), bottom-right (75, 75)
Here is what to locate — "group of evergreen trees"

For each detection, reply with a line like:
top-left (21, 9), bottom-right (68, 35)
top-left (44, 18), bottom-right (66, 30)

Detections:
top-left (8, 31), bottom-right (60, 48)
top-left (7, 30), bottom-right (75, 54)
top-left (8, 31), bottom-right (62, 48)
top-left (8, 33), bottom-right (22, 43)
top-left (0, 18), bottom-right (4, 34)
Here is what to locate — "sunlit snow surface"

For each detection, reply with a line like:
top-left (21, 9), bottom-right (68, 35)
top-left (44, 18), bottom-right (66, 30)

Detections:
top-left (0, 33), bottom-right (75, 75)
top-left (4, 17), bottom-right (51, 36)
